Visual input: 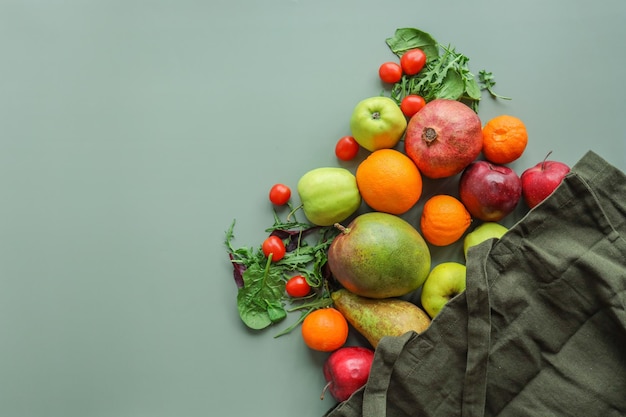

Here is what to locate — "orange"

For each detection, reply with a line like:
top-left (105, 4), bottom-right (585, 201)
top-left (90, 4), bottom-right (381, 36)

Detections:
top-left (420, 194), bottom-right (472, 246)
top-left (301, 307), bottom-right (349, 352)
top-left (355, 148), bottom-right (423, 215)
top-left (482, 114), bottom-right (528, 164)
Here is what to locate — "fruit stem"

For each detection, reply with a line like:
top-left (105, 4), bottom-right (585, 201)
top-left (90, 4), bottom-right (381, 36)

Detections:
top-left (320, 381), bottom-right (331, 400)
top-left (541, 150), bottom-right (553, 171)
top-left (422, 127), bottom-right (438, 145)
top-left (286, 203), bottom-right (303, 222)
top-left (333, 223), bottom-right (350, 234)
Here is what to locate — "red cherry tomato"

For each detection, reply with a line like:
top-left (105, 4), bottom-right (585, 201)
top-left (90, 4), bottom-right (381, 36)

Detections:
top-left (378, 62), bottom-right (402, 84)
top-left (400, 49), bottom-right (427, 76)
top-left (262, 235), bottom-right (286, 262)
top-left (335, 136), bottom-right (360, 161)
top-left (285, 275), bottom-right (311, 297)
top-left (400, 95), bottom-right (426, 118)
top-left (269, 183), bottom-right (291, 206)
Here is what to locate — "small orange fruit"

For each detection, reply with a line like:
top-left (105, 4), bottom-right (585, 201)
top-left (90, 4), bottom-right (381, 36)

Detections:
top-left (356, 149), bottom-right (423, 215)
top-left (301, 307), bottom-right (349, 352)
top-left (420, 194), bottom-right (472, 246)
top-left (482, 114), bottom-right (528, 164)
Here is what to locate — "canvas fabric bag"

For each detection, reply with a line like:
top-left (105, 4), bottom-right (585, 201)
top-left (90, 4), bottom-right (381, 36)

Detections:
top-left (324, 150), bottom-right (626, 417)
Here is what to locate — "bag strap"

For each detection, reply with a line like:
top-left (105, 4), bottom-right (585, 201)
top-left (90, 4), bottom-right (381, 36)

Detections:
top-left (361, 331), bottom-right (415, 417)
top-left (461, 239), bottom-right (495, 417)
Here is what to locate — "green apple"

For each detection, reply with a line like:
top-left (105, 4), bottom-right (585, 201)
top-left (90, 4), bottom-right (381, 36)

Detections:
top-left (463, 222), bottom-right (509, 259)
top-left (349, 96), bottom-right (407, 152)
top-left (297, 167), bottom-right (361, 226)
top-left (420, 262), bottom-right (466, 319)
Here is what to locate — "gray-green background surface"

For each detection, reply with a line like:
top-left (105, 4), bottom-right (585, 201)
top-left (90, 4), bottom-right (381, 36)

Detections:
top-left (1, 1), bottom-right (625, 416)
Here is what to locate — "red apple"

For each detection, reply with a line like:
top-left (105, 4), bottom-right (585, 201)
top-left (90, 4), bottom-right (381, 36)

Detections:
top-left (321, 346), bottom-right (375, 402)
top-left (459, 161), bottom-right (522, 222)
top-left (521, 152), bottom-right (571, 208)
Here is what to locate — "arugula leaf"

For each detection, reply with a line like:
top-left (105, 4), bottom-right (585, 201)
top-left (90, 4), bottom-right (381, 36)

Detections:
top-left (478, 70), bottom-right (512, 100)
top-left (225, 220), bottom-right (257, 289)
top-left (436, 69), bottom-right (465, 100)
top-left (390, 43), bottom-right (480, 108)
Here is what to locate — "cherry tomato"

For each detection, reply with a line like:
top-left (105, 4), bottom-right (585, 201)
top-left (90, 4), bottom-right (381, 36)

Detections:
top-left (262, 235), bottom-right (286, 262)
top-left (378, 62), bottom-right (402, 84)
top-left (400, 95), bottom-right (426, 118)
top-left (285, 275), bottom-right (311, 297)
top-left (269, 183), bottom-right (291, 206)
top-left (335, 136), bottom-right (360, 161)
top-left (400, 48), bottom-right (427, 76)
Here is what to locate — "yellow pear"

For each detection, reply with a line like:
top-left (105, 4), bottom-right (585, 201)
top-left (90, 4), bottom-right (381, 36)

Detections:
top-left (331, 289), bottom-right (431, 348)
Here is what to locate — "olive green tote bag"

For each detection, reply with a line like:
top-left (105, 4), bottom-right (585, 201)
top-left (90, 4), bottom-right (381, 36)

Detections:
top-left (325, 150), bottom-right (626, 417)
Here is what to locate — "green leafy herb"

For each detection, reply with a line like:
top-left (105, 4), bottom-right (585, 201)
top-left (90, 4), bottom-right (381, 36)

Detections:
top-left (385, 27), bottom-right (510, 112)
top-left (236, 256), bottom-right (287, 329)
top-left (478, 70), bottom-right (512, 100)
top-left (225, 211), bottom-right (339, 336)
top-left (385, 27), bottom-right (439, 60)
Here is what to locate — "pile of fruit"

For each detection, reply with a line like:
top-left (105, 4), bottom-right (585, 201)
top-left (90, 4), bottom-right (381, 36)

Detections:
top-left (224, 27), bottom-right (572, 403)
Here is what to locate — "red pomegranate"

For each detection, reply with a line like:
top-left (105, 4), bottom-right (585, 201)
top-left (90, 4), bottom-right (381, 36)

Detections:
top-left (404, 99), bottom-right (483, 179)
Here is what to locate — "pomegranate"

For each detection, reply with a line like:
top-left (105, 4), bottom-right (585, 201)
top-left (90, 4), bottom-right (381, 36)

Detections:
top-left (404, 99), bottom-right (483, 179)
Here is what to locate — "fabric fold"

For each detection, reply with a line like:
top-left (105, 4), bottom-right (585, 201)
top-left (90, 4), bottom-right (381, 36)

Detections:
top-left (324, 150), bottom-right (626, 417)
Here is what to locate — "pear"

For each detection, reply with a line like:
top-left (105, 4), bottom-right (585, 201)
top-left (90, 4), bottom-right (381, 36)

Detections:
top-left (297, 167), bottom-right (361, 226)
top-left (328, 212), bottom-right (431, 299)
top-left (331, 289), bottom-right (431, 348)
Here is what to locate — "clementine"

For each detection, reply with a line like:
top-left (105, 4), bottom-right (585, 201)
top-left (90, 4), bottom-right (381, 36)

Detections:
top-left (420, 194), bottom-right (472, 246)
top-left (482, 114), bottom-right (528, 164)
top-left (355, 149), bottom-right (423, 215)
top-left (301, 307), bottom-right (349, 352)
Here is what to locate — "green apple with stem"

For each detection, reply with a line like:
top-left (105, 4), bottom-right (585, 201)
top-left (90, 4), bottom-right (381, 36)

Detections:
top-left (349, 96), bottom-right (407, 152)
top-left (463, 222), bottom-right (509, 259)
top-left (420, 262), bottom-right (466, 319)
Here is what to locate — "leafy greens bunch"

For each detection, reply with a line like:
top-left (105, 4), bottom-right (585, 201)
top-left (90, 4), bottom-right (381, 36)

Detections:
top-left (225, 211), bottom-right (339, 337)
top-left (385, 27), bottom-right (510, 111)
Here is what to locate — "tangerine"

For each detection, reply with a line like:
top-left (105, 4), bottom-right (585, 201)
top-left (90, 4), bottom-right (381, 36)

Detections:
top-left (301, 307), bottom-right (349, 352)
top-left (355, 149), bottom-right (423, 215)
top-left (420, 194), bottom-right (472, 246)
top-left (482, 114), bottom-right (528, 164)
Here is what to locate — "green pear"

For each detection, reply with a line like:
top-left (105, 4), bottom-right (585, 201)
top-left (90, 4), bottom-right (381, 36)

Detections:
top-left (420, 262), bottom-right (466, 319)
top-left (463, 222), bottom-right (508, 259)
top-left (331, 289), bottom-right (431, 348)
top-left (297, 167), bottom-right (361, 226)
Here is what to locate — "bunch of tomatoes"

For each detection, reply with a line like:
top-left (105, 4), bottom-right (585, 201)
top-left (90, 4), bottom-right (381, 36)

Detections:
top-left (265, 183), bottom-right (312, 298)
top-left (379, 48), bottom-right (427, 118)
